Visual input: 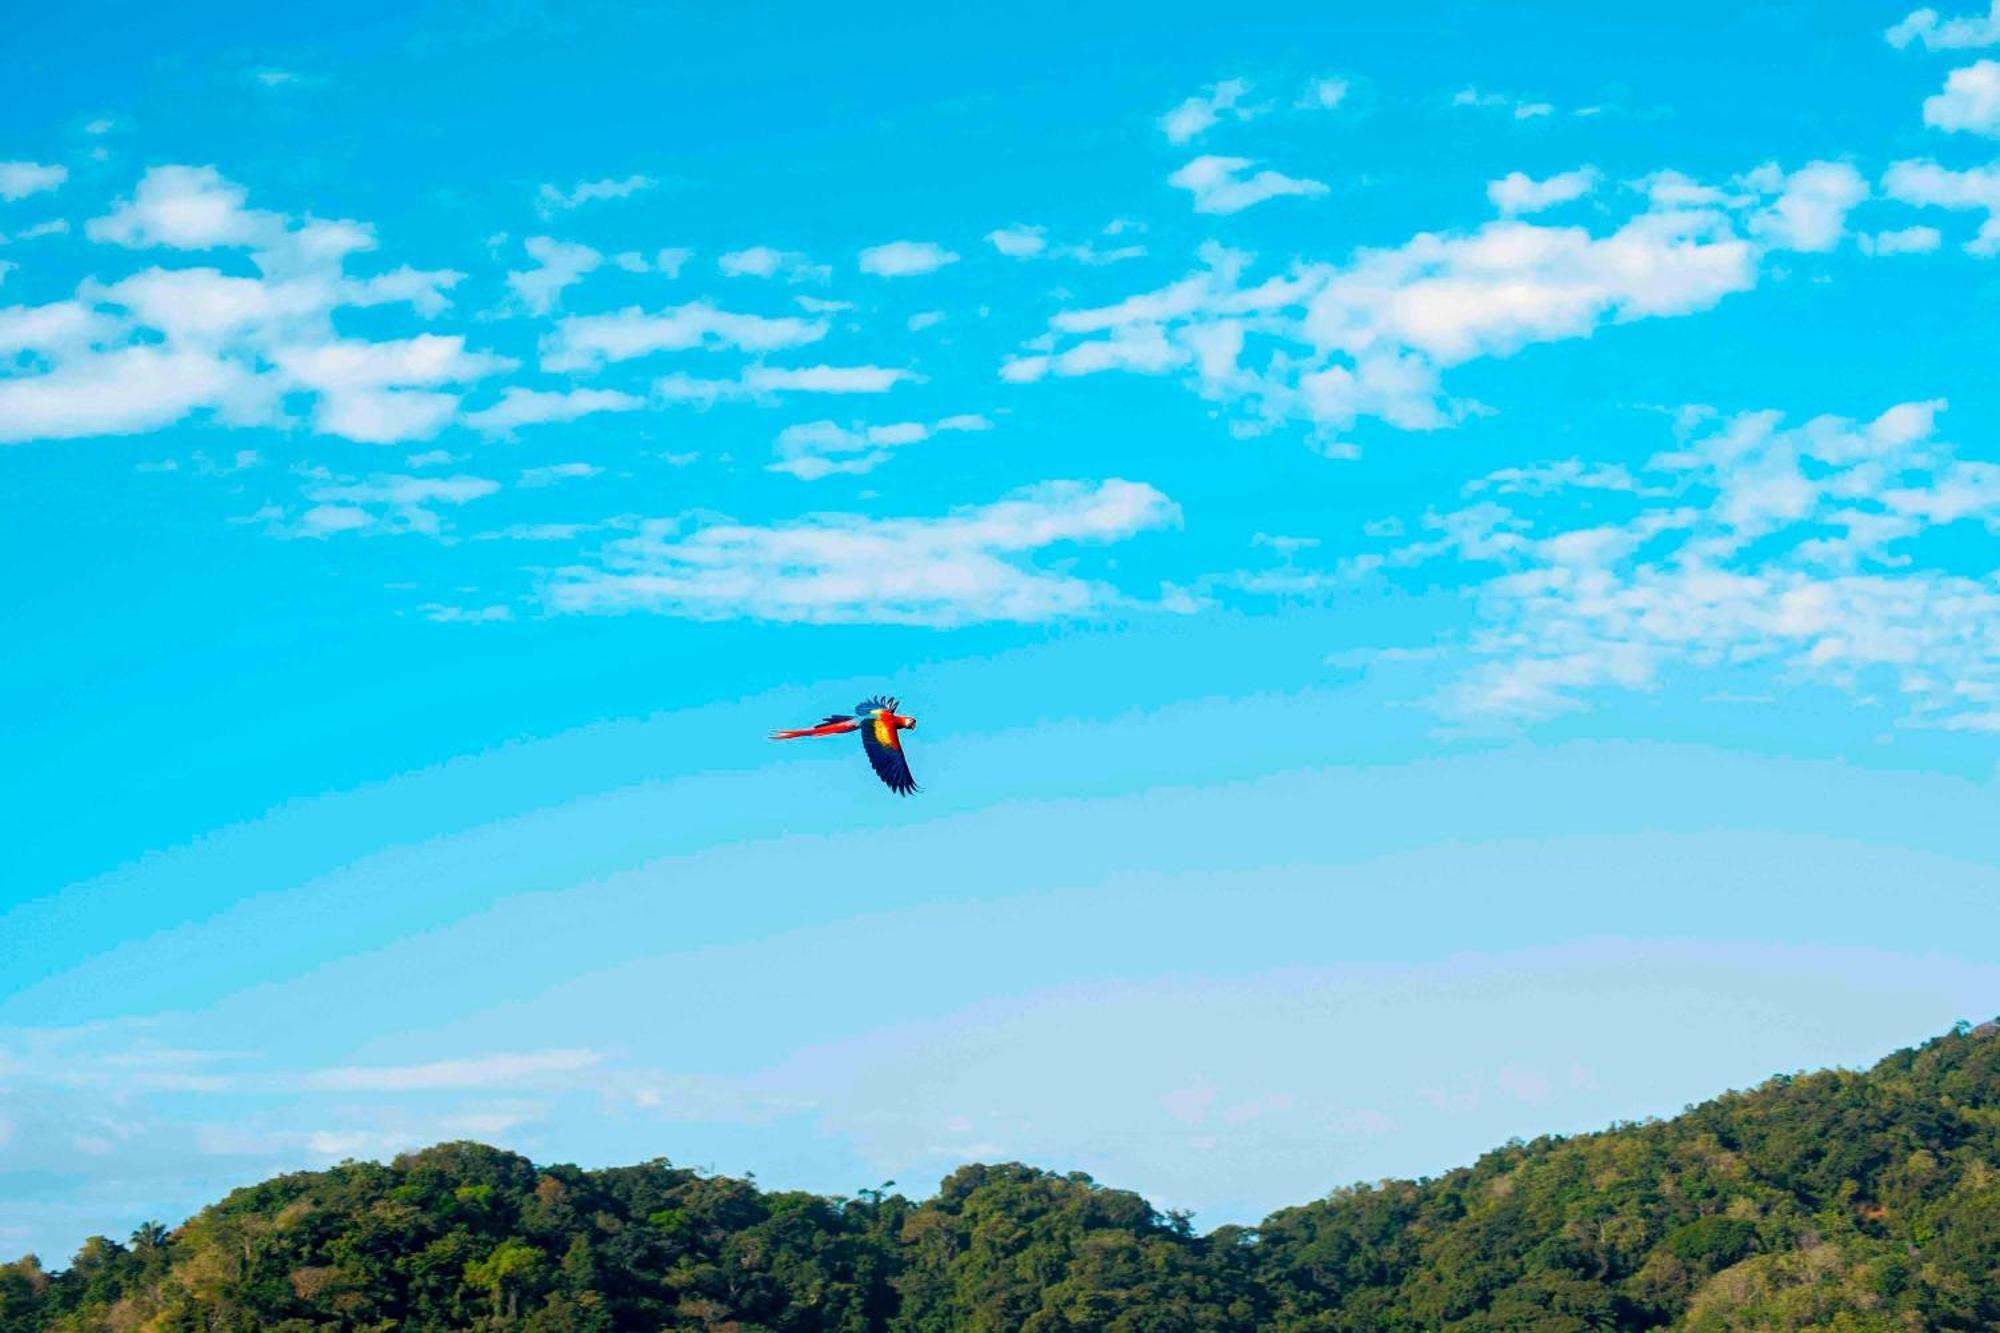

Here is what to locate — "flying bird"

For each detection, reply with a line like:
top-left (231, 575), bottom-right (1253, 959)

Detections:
top-left (770, 695), bottom-right (920, 794)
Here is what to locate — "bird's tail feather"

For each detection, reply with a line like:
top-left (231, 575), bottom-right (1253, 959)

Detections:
top-left (770, 718), bottom-right (861, 740)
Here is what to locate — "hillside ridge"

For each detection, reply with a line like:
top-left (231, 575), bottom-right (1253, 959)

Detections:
top-left (4, 1021), bottom-right (1996, 1331)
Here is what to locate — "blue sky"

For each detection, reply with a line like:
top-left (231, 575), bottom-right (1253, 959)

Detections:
top-left (6, 0), bottom-right (2000, 1263)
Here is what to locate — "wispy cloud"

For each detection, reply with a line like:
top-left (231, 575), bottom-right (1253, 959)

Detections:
top-left (768, 412), bottom-right (990, 479)
top-left (549, 479), bottom-right (1179, 624)
top-left (1004, 157), bottom-right (1865, 441)
top-left (1160, 78), bottom-right (1257, 144)
top-left (745, 364), bottom-right (918, 394)
top-left (1299, 76), bottom-right (1350, 111)
top-left (1742, 160), bottom-right (1868, 252)
top-left (987, 224), bottom-right (1048, 258)
top-left (301, 1050), bottom-right (603, 1091)
top-left (1452, 86), bottom-right (1556, 119)
top-left (0, 160), bottom-right (68, 201)
top-left (0, 347), bottom-right (263, 444)
top-left (1372, 401), bottom-right (2000, 730)
top-left (718, 246), bottom-right (831, 283)
top-left (274, 334), bottom-right (513, 443)
top-left (985, 224), bottom-right (1145, 265)
top-left (421, 603), bottom-right (514, 623)
top-left (1860, 224), bottom-right (1943, 254)
top-left (1487, 167), bottom-right (1599, 215)
top-left (463, 386), bottom-right (644, 435)
top-left (0, 165), bottom-right (483, 448)
top-left (1168, 155), bottom-right (1328, 214)
top-left (535, 174), bottom-right (656, 216)
top-left (506, 236), bottom-right (602, 314)
top-left (1887, 1), bottom-right (2000, 49)
top-left (540, 302), bottom-right (827, 371)
top-left (1882, 158), bottom-right (2000, 253)
top-left (857, 240), bottom-right (960, 277)
top-left (292, 471), bottom-right (502, 538)
top-left (517, 461), bottom-right (603, 487)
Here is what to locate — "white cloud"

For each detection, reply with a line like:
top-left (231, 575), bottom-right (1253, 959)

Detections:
top-left (540, 301), bottom-right (828, 371)
top-left (1924, 59), bottom-right (2000, 133)
top-left (1380, 401), bottom-right (2000, 731)
top-left (87, 164), bottom-right (281, 249)
top-left (1743, 160), bottom-right (1868, 252)
top-left (1635, 170), bottom-right (1735, 209)
top-left (273, 333), bottom-right (510, 392)
top-left (1301, 77), bottom-right (1350, 110)
top-left (0, 346), bottom-right (262, 444)
top-left (652, 372), bottom-right (757, 406)
top-left (718, 246), bottom-right (829, 282)
top-left (8, 218), bottom-right (71, 242)
top-left (1161, 78), bottom-right (1255, 144)
top-left (1006, 172), bottom-right (1826, 439)
top-left (310, 390), bottom-right (462, 444)
top-left (1487, 168), bottom-right (1599, 215)
top-left (1168, 155), bottom-right (1328, 214)
top-left (769, 412), bottom-right (990, 479)
top-left (1883, 158), bottom-right (2000, 253)
top-left (479, 522), bottom-right (599, 541)
top-left (611, 247), bottom-right (693, 277)
top-left (295, 471), bottom-right (501, 537)
top-left (1888, 1), bottom-right (2000, 49)
top-left (274, 334), bottom-right (512, 443)
top-left (0, 161), bottom-right (67, 202)
top-left (4, 164), bottom-right (496, 451)
top-left (0, 301), bottom-right (118, 357)
top-left (986, 224), bottom-right (1144, 265)
top-left (463, 386), bottom-right (645, 434)
top-left (987, 225), bottom-right (1047, 258)
top-left (506, 236), bottom-right (601, 314)
top-left (857, 240), bottom-right (960, 277)
top-left (744, 364), bottom-right (917, 393)
top-left (549, 478), bottom-right (1179, 624)
top-left (94, 266), bottom-right (328, 345)
top-left (1862, 225), bottom-right (1944, 254)
top-left (535, 174), bottom-right (656, 215)
top-left (303, 1049), bottom-right (602, 1091)
top-left (719, 245), bottom-right (784, 277)
top-left (421, 603), bottom-right (515, 623)
top-left (345, 264), bottom-right (463, 316)
top-left (1453, 87), bottom-right (1555, 119)
top-left (518, 461), bottom-right (603, 487)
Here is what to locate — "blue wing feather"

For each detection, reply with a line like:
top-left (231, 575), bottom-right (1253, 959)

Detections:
top-left (859, 722), bottom-right (917, 795)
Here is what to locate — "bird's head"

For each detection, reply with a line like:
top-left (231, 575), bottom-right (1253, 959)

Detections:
top-left (897, 713), bottom-right (917, 730)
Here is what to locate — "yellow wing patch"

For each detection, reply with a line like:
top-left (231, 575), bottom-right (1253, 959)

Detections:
top-left (872, 715), bottom-right (897, 748)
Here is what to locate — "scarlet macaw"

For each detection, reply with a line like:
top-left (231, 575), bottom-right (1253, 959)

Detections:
top-left (770, 695), bottom-right (920, 794)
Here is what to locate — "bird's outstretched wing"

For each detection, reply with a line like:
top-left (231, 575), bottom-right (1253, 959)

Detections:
top-left (859, 715), bottom-right (917, 794)
top-left (855, 695), bottom-right (899, 716)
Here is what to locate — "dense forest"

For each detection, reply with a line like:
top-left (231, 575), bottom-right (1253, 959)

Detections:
top-left (5, 1022), bottom-right (1997, 1332)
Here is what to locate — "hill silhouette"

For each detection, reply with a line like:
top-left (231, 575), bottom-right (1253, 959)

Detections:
top-left (4, 1021), bottom-right (1996, 1331)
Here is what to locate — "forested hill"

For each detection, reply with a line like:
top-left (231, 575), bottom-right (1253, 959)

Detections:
top-left (4, 1023), bottom-right (1997, 1332)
